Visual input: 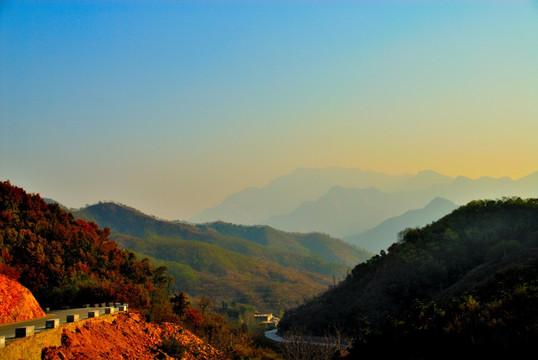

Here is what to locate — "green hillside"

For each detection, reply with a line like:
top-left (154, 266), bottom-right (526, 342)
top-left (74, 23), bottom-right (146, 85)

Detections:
top-left (74, 202), bottom-right (371, 312)
top-left (116, 235), bottom-right (334, 311)
top-left (197, 221), bottom-right (369, 266)
top-left (278, 198), bottom-right (538, 356)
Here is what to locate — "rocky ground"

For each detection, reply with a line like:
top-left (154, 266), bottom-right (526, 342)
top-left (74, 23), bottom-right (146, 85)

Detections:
top-left (41, 311), bottom-right (226, 360)
top-left (0, 273), bottom-right (45, 325)
top-left (1, 273), bottom-right (226, 359)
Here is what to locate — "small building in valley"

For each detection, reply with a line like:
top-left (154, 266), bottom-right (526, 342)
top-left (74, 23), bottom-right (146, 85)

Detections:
top-left (254, 313), bottom-right (279, 329)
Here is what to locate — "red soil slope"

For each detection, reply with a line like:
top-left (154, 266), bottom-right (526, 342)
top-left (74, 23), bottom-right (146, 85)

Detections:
top-left (42, 311), bottom-right (226, 360)
top-left (0, 274), bottom-right (45, 325)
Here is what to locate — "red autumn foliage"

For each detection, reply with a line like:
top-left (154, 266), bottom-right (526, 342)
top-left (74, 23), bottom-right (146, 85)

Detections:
top-left (185, 308), bottom-right (203, 328)
top-left (0, 250), bottom-right (20, 280)
top-left (0, 180), bottom-right (172, 317)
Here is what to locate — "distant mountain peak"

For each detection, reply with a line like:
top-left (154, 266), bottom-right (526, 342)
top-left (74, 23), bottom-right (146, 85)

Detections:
top-left (416, 169), bottom-right (445, 176)
top-left (455, 175), bottom-right (472, 182)
top-left (425, 197), bottom-right (455, 207)
top-left (43, 198), bottom-right (71, 211)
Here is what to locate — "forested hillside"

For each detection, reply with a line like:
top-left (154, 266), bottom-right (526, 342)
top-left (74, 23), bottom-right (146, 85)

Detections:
top-left (278, 198), bottom-right (538, 356)
top-left (0, 181), bottom-right (171, 316)
top-left (74, 202), bottom-right (370, 312)
top-left (198, 221), bottom-right (368, 266)
top-left (113, 233), bottom-right (337, 311)
top-left (0, 182), bottom-right (285, 359)
top-left (75, 202), bottom-right (367, 266)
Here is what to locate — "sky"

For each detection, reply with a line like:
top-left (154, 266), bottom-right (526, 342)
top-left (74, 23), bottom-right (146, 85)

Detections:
top-left (1, 0), bottom-right (537, 220)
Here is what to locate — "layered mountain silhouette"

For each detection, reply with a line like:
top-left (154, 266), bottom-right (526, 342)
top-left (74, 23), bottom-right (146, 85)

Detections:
top-left (266, 186), bottom-right (424, 237)
top-left (191, 167), bottom-right (423, 224)
top-left (192, 168), bottom-right (537, 238)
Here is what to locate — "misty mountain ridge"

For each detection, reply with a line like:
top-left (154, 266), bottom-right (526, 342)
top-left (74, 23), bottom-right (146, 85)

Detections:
top-left (191, 167), bottom-right (428, 224)
top-left (266, 185), bottom-right (417, 237)
top-left (267, 178), bottom-right (536, 237)
top-left (192, 167), bottom-right (536, 238)
top-left (343, 197), bottom-right (458, 253)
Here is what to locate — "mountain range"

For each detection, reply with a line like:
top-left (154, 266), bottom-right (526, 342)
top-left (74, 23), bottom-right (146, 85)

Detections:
top-left (192, 168), bottom-right (538, 238)
top-left (191, 168), bottom-right (442, 224)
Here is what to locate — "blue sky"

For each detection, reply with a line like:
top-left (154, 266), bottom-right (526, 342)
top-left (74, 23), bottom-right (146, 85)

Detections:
top-left (1, 1), bottom-right (537, 219)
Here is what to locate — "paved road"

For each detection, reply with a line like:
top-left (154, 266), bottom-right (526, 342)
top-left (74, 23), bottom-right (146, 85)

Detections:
top-left (265, 329), bottom-right (286, 342)
top-left (0, 305), bottom-right (125, 340)
top-left (265, 329), bottom-right (350, 348)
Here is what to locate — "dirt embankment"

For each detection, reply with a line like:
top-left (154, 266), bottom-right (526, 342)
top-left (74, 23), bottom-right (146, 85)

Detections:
top-left (0, 274), bottom-right (224, 359)
top-left (41, 311), bottom-right (226, 360)
top-left (0, 274), bottom-right (45, 325)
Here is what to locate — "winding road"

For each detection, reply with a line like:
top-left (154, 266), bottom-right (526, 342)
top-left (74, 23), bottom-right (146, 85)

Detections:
top-left (265, 329), bottom-right (351, 348)
top-left (265, 329), bottom-right (286, 342)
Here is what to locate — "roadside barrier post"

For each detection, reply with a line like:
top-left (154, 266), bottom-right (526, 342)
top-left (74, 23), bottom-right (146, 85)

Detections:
top-left (66, 314), bottom-right (79, 323)
top-left (45, 319), bottom-right (60, 329)
top-left (15, 326), bottom-right (35, 338)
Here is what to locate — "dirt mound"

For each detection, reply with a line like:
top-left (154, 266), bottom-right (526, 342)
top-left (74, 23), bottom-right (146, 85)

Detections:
top-left (41, 311), bottom-right (226, 360)
top-left (0, 273), bottom-right (45, 325)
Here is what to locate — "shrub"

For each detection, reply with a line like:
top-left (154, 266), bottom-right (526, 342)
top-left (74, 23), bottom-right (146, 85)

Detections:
top-left (159, 336), bottom-right (185, 359)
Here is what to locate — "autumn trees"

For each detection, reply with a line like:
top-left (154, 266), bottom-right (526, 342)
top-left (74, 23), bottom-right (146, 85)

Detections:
top-left (0, 181), bottom-right (172, 316)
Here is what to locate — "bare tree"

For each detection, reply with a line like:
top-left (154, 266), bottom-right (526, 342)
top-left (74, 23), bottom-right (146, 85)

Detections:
top-left (197, 295), bottom-right (212, 316)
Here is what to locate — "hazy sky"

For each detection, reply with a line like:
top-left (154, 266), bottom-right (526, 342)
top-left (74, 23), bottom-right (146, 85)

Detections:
top-left (1, 1), bottom-right (537, 220)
